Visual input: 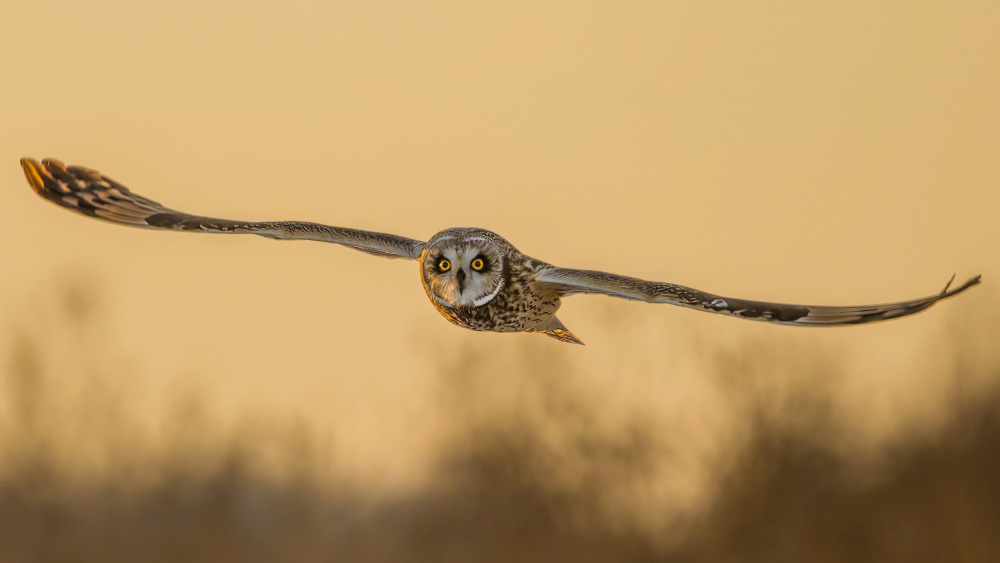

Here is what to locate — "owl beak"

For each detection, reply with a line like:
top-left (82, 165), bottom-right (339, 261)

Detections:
top-left (456, 269), bottom-right (466, 293)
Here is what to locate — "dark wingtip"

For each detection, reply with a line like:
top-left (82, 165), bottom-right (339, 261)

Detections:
top-left (21, 157), bottom-right (73, 200)
top-left (942, 274), bottom-right (981, 299)
top-left (20, 157), bottom-right (47, 195)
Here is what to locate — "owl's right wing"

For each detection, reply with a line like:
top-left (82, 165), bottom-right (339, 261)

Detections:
top-left (21, 158), bottom-right (426, 260)
top-left (535, 266), bottom-right (980, 326)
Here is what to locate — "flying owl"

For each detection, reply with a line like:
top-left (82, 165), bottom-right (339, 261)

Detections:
top-left (21, 158), bottom-right (980, 345)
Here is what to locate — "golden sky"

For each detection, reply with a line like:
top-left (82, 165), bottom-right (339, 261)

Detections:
top-left (2, 0), bottom-right (998, 488)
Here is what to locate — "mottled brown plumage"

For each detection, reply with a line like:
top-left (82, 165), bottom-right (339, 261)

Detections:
top-left (419, 228), bottom-right (579, 342)
top-left (21, 157), bottom-right (981, 345)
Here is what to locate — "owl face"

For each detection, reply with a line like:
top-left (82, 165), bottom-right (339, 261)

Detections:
top-left (421, 228), bottom-right (507, 308)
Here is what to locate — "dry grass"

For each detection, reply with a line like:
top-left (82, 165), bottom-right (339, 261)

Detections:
top-left (1, 281), bottom-right (997, 562)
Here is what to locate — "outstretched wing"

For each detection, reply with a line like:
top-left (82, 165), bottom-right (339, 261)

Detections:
top-left (21, 158), bottom-right (426, 260)
top-left (536, 267), bottom-right (981, 326)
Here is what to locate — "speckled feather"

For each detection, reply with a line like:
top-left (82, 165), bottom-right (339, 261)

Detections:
top-left (419, 228), bottom-right (575, 341)
top-left (22, 157), bottom-right (981, 344)
top-left (534, 268), bottom-right (981, 327)
top-left (21, 158), bottom-right (425, 259)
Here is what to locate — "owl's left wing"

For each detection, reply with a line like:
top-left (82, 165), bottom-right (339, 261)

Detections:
top-left (535, 266), bottom-right (981, 326)
top-left (21, 158), bottom-right (426, 260)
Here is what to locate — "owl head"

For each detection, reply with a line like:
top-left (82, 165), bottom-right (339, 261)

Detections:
top-left (421, 228), bottom-right (508, 308)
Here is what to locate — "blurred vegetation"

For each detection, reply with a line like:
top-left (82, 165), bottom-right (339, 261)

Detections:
top-left (0, 279), bottom-right (997, 562)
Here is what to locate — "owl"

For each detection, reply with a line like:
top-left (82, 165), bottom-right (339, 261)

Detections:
top-left (21, 158), bottom-right (980, 345)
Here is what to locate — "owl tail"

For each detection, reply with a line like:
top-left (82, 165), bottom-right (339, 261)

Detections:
top-left (535, 317), bottom-right (584, 345)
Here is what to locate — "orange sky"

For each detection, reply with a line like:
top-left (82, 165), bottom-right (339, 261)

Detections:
top-left (2, 0), bottom-right (998, 489)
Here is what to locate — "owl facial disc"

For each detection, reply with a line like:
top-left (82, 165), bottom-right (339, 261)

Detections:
top-left (422, 229), bottom-right (506, 308)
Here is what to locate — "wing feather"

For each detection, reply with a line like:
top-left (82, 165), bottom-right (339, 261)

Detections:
top-left (22, 158), bottom-right (426, 260)
top-left (536, 266), bottom-right (981, 326)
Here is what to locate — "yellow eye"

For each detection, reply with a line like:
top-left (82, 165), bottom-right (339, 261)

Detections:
top-left (471, 258), bottom-right (485, 271)
top-left (438, 259), bottom-right (451, 271)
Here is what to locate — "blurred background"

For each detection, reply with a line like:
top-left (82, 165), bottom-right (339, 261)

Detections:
top-left (1, 1), bottom-right (998, 561)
